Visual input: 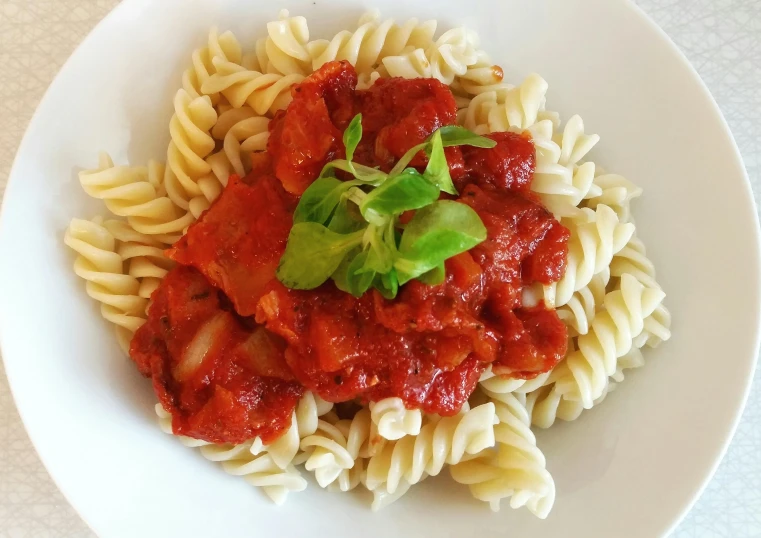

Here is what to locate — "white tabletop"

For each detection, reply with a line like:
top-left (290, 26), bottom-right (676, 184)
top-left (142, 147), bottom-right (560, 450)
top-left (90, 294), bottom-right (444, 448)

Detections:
top-left (0, 1), bottom-right (759, 536)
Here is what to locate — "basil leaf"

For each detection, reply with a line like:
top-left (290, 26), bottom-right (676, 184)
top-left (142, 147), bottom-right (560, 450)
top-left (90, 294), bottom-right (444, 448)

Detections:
top-left (373, 269), bottom-right (399, 299)
top-left (277, 223), bottom-right (364, 290)
top-left (294, 177), bottom-right (356, 225)
top-left (423, 131), bottom-right (458, 195)
top-left (320, 160), bottom-right (387, 185)
top-left (360, 169), bottom-right (440, 218)
top-left (417, 262), bottom-right (446, 285)
top-left (395, 200), bottom-right (487, 285)
top-left (438, 125), bottom-right (497, 148)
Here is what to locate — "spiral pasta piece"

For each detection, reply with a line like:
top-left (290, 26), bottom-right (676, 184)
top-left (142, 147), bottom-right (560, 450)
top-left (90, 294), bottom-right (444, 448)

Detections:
top-left (201, 57), bottom-right (304, 117)
top-left (210, 107), bottom-right (270, 177)
top-left (295, 420), bottom-right (355, 488)
top-left (102, 220), bottom-right (175, 301)
top-left (364, 403), bottom-right (497, 497)
top-left (450, 391), bottom-right (554, 517)
top-left (328, 408), bottom-right (377, 492)
top-left (542, 205), bottom-right (635, 309)
top-left (156, 403), bottom-right (307, 504)
top-left (246, 391), bottom-right (334, 469)
top-left (257, 10), bottom-right (312, 76)
top-left (64, 217), bottom-right (147, 352)
top-left (584, 171), bottom-right (644, 223)
top-left (556, 266), bottom-right (611, 336)
top-left (164, 90), bottom-right (219, 217)
top-left (182, 27), bottom-right (243, 104)
top-left (309, 11), bottom-right (437, 73)
top-left (555, 115), bottom-right (600, 167)
top-left (370, 397), bottom-right (423, 441)
top-left (554, 274), bottom-right (666, 407)
top-left (77, 154), bottom-right (195, 243)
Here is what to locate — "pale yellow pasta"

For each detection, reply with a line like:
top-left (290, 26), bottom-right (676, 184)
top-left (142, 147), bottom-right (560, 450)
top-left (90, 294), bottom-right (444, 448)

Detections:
top-left (450, 391), bottom-right (554, 518)
top-left (77, 154), bottom-right (194, 243)
top-left (64, 217), bottom-right (147, 352)
top-left (257, 10), bottom-right (312, 76)
top-left (182, 27), bottom-right (243, 105)
top-left (201, 57), bottom-right (304, 116)
top-left (309, 11), bottom-right (437, 73)
top-left (542, 205), bottom-right (635, 309)
top-left (364, 403), bottom-right (497, 498)
top-left (164, 90), bottom-right (219, 217)
top-left (370, 397), bottom-right (423, 441)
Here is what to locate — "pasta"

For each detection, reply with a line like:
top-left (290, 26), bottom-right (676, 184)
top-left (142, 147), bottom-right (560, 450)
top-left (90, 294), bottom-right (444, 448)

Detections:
top-left (542, 205), bottom-right (636, 309)
top-left (310, 11), bottom-right (437, 73)
top-left (364, 403), bottom-right (497, 499)
top-left (554, 274), bottom-right (667, 408)
top-left (164, 90), bottom-right (219, 217)
top-left (155, 405), bottom-right (307, 505)
top-left (370, 397), bottom-right (423, 441)
top-left (201, 58), bottom-right (304, 116)
top-left (450, 391), bottom-right (554, 518)
top-left (64, 217), bottom-right (148, 352)
top-left (77, 154), bottom-right (194, 243)
top-left (65, 10), bottom-right (672, 516)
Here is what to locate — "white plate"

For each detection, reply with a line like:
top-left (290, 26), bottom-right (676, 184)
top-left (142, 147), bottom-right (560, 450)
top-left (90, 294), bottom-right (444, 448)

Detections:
top-left (1, 0), bottom-right (759, 536)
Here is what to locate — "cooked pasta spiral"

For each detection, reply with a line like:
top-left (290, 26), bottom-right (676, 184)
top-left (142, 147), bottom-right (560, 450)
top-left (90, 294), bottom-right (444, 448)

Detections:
top-left (182, 27), bottom-right (243, 104)
top-left (64, 217), bottom-right (147, 352)
top-left (450, 391), bottom-right (554, 517)
top-left (255, 10), bottom-right (312, 76)
top-left (77, 154), bottom-right (195, 243)
top-left (295, 419), bottom-right (356, 488)
top-left (364, 403), bottom-right (497, 497)
top-left (542, 205), bottom-right (635, 308)
top-left (201, 57), bottom-right (304, 117)
top-left (309, 11), bottom-right (437, 73)
top-left (163, 90), bottom-right (219, 217)
top-left (327, 408), bottom-right (377, 492)
top-left (206, 107), bottom-right (271, 184)
top-left (556, 267), bottom-right (610, 336)
top-left (555, 115), bottom-right (600, 168)
top-left (584, 171), bottom-right (644, 223)
top-left (248, 391), bottom-right (334, 469)
top-left (102, 220), bottom-right (175, 301)
top-left (370, 397), bottom-right (423, 441)
top-left (554, 273), bottom-right (666, 407)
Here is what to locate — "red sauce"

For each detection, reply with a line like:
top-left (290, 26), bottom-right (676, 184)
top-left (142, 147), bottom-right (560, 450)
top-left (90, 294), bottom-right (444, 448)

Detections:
top-left (130, 61), bottom-right (570, 441)
top-left (130, 266), bottom-right (302, 444)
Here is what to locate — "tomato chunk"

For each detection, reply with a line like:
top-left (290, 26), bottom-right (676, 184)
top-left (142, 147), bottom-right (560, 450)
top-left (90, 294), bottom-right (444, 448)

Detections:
top-left (130, 266), bottom-right (301, 444)
top-left (167, 174), bottom-right (296, 317)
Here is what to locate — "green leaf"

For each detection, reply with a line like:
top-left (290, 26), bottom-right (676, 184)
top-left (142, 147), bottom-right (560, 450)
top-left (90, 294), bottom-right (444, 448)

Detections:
top-left (333, 249), bottom-right (375, 297)
top-left (417, 262), bottom-right (446, 285)
top-left (438, 126), bottom-right (497, 148)
top-left (360, 169), bottom-right (440, 217)
top-left (328, 199), bottom-right (365, 234)
top-left (395, 200), bottom-right (487, 285)
top-left (277, 223), bottom-right (364, 290)
top-left (423, 131), bottom-right (458, 195)
top-left (294, 177), bottom-right (355, 225)
top-left (373, 269), bottom-right (399, 299)
top-left (360, 226), bottom-right (393, 274)
top-left (320, 160), bottom-right (387, 185)
top-left (388, 142), bottom-right (427, 177)
top-left (343, 114), bottom-right (363, 163)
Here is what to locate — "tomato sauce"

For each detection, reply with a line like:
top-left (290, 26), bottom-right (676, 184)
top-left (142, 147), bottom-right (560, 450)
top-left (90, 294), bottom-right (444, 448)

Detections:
top-left (130, 61), bottom-right (570, 442)
top-left (130, 266), bottom-right (301, 444)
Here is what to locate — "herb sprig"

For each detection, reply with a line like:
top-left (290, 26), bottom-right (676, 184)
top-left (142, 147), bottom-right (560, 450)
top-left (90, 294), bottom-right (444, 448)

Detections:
top-left (276, 114), bottom-right (496, 299)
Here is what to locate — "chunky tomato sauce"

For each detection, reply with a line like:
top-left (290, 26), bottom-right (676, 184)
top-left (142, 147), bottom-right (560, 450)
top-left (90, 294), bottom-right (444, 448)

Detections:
top-left (130, 60), bottom-right (569, 443)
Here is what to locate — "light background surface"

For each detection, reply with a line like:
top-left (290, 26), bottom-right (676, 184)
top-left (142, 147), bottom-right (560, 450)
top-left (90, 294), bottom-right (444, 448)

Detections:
top-left (0, 0), bottom-right (759, 536)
